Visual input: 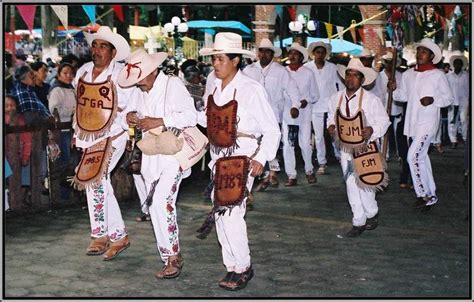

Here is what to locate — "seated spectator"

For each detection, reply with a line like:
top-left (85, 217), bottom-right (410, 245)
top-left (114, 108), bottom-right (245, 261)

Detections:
top-left (5, 95), bottom-right (32, 210)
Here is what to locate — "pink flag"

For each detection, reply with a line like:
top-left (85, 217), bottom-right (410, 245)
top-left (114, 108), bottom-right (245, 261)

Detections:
top-left (16, 5), bottom-right (37, 32)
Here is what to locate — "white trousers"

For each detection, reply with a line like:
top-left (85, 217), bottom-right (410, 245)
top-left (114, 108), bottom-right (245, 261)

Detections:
top-left (135, 161), bottom-right (184, 264)
top-left (311, 112), bottom-right (327, 166)
top-left (459, 105), bottom-right (468, 141)
top-left (282, 118), bottom-right (314, 178)
top-left (408, 133), bottom-right (437, 198)
top-left (86, 133), bottom-right (127, 242)
top-left (133, 174), bottom-right (148, 215)
top-left (213, 174), bottom-right (255, 273)
top-left (340, 150), bottom-right (378, 227)
top-left (447, 106), bottom-right (459, 143)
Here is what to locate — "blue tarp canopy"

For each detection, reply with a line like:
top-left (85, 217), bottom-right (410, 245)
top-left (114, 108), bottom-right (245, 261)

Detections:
top-left (186, 20), bottom-right (252, 36)
top-left (274, 37), bottom-right (363, 55)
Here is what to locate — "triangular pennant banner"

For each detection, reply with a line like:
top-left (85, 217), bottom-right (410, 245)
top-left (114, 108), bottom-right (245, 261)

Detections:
top-left (16, 5), bottom-right (37, 32)
top-left (324, 22), bottom-right (333, 38)
top-left (350, 25), bottom-right (357, 43)
top-left (375, 28), bottom-right (385, 44)
top-left (336, 26), bottom-right (344, 39)
top-left (113, 5), bottom-right (125, 22)
top-left (51, 5), bottom-right (68, 30)
top-left (82, 5), bottom-right (96, 24)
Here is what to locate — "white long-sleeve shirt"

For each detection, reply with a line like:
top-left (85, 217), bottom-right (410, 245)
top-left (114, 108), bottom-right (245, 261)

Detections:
top-left (243, 61), bottom-right (299, 123)
top-left (123, 71), bottom-right (197, 183)
top-left (284, 65), bottom-right (318, 125)
top-left (327, 87), bottom-right (390, 143)
top-left (198, 70), bottom-right (280, 168)
top-left (73, 61), bottom-right (133, 148)
top-left (375, 69), bottom-right (404, 116)
top-left (447, 70), bottom-right (469, 108)
top-left (304, 60), bottom-right (343, 113)
top-left (393, 67), bottom-right (453, 137)
top-left (48, 85), bottom-right (75, 123)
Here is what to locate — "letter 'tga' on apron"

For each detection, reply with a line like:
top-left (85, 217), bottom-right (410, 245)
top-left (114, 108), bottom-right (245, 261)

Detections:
top-left (70, 137), bottom-right (114, 190)
top-left (75, 74), bottom-right (118, 141)
top-left (206, 89), bottom-right (239, 156)
top-left (213, 156), bottom-right (250, 207)
top-left (352, 141), bottom-right (388, 191)
top-left (334, 90), bottom-right (368, 154)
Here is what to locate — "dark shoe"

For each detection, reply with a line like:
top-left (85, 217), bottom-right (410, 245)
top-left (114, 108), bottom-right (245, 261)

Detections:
top-left (284, 178), bottom-right (297, 187)
top-left (255, 178), bottom-right (271, 192)
top-left (346, 225), bottom-right (366, 237)
top-left (218, 271), bottom-right (235, 288)
top-left (269, 174), bottom-right (279, 187)
top-left (135, 213), bottom-right (151, 222)
top-left (450, 143), bottom-right (458, 149)
top-left (306, 173), bottom-right (317, 184)
top-left (219, 266), bottom-right (254, 291)
top-left (155, 254), bottom-right (184, 279)
top-left (86, 236), bottom-right (110, 256)
top-left (412, 197), bottom-right (428, 209)
top-left (365, 214), bottom-right (378, 231)
top-left (103, 236), bottom-right (130, 261)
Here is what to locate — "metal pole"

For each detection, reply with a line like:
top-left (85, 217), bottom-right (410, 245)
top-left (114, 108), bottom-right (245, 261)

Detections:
top-left (10, 5), bottom-right (16, 65)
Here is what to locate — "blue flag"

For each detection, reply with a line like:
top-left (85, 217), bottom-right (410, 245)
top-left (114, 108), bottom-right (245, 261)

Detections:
top-left (82, 5), bottom-right (96, 24)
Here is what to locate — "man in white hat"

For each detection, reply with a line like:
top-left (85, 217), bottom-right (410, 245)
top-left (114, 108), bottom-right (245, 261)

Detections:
top-left (72, 26), bottom-right (133, 260)
top-left (198, 32), bottom-right (280, 290)
top-left (283, 42), bottom-right (319, 186)
top-left (391, 38), bottom-right (453, 209)
top-left (304, 41), bottom-right (344, 175)
top-left (118, 49), bottom-right (197, 279)
top-left (446, 51), bottom-right (469, 148)
top-left (328, 58), bottom-right (390, 237)
top-left (243, 38), bottom-right (299, 191)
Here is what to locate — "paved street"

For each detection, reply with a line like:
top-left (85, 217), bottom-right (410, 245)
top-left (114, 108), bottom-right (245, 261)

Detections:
top-left (3, 144), bottom-right (470, 299)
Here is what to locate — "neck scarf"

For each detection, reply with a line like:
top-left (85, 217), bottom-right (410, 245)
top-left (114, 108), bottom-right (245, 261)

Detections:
top-left (414, 63), bottom-right (437, 72)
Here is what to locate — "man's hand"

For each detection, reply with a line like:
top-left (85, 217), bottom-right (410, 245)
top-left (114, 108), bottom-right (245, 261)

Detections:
top-left (290, 107), bottom-right (299, 119)
top-left (300, 99), bottom-right (308, 109)
top-left (138, 116), bottom-right (164, 132)
top-left (249, 160), bottom-right (264, 177)
top-left (126, 111), bottom-right (139, 126)
top-left (420, 96), bottom-right (434, 107)
top-left (361, 126), bottom-right (373, 140)
top-left (387, 79), bottom-right (397, 91)
top-left (328, 125), bottom-right (336, 137)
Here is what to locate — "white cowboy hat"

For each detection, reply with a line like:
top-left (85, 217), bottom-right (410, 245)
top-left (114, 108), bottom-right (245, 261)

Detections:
top-left (257, 38), bottom-right (282, 57)
top-left (358, 48), bottom-right (374, 58)
top-left (307, 41), bottom-right (331, 60)
top-left (381, 51), bottom-right (401, 68)
top-left (414, 38), bottom-right (442, 64)
top-left (337, 58), bottom-right (377, 86)
top-left (287, 42), bottom-right (309, 63)
top-left (199, 32), bottom-right (256, 58)
top-left (117, 49), bottom-right (168, 88)
top-left (84, 26), bottom-right (131, 62)
top-left (449, 50), bottom-right (468, 67)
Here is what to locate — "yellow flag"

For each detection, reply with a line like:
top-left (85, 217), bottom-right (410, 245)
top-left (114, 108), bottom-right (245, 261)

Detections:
top-left (324, 22), bottom-right (333, 38)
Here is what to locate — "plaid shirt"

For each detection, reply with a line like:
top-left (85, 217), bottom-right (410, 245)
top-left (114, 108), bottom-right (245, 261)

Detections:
top-left (10, 82), bottom-right (51, 117)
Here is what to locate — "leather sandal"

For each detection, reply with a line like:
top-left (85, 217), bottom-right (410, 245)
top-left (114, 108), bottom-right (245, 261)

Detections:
top-left (103, 235), bottom-right (130, 261)
top-left (86, 236), bottom-right (110, 256)
top-left (155, 254), bottom-right (184, 279)
top-left (219, 266), bottom-right (254, 291)
top-left (284, 178), bottom-right (297, 187)
top-left (255, 178), bottom-right (271, 192)
top-left (269, 174), bottom-right (279, 187)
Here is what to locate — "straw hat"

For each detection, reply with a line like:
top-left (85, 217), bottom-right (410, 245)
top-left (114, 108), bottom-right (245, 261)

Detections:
top-left (337, 58), bottom-right (377, 86)
top-left (199, 32), bottom-right (256, 58)
top-left (414, 38), bottom-right (442, 64)
top-left (307, 41), bottom-right (331, 60)
top-left (381, 51), bottom-right (401, 68)
top-left (84, 26), bottom-right (130, 61)
top-left (117, 49), bottom-right (168, 88)
top-left (257, 38), bottom-right (282, 57)
top-left (449, 50), bottom-right (468, 67)
top-left (287, 42), bottom-right (309, 63)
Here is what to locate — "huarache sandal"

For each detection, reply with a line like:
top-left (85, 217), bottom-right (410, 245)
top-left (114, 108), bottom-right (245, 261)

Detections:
top-left (135, 213), bottom-right (151, 222)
